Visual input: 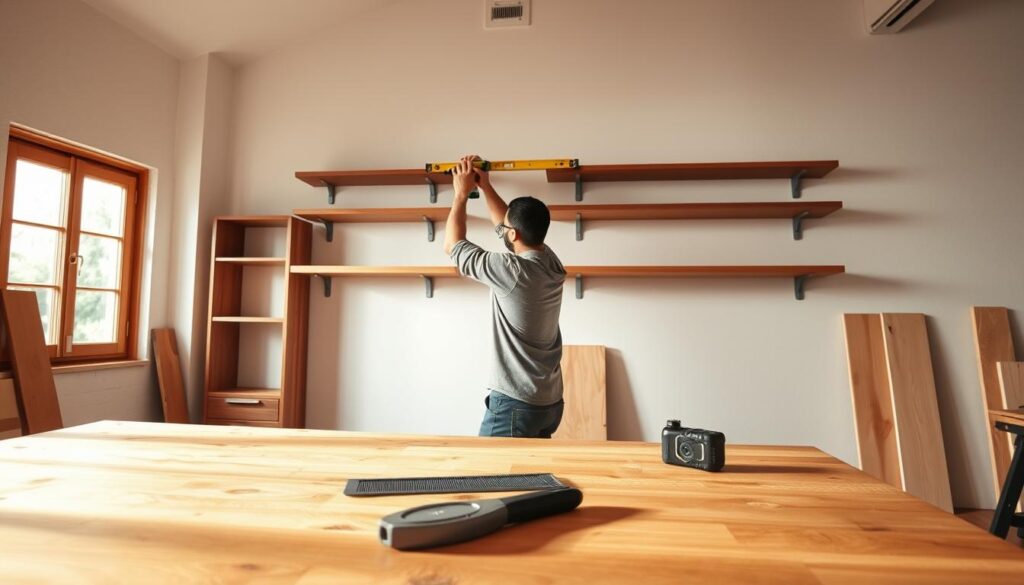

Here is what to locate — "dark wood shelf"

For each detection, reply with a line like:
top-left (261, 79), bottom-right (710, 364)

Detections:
top-left (546, 160), bottom-right (838, 182)
top-left (290, 264), bottom-right (843, 300)
top-left (292, 207), bottom-right (452, 242)
top-left (549, 201), bottom-right (842, 240)
top-left (293, 207), bottom-right (451, 223)
top-left (548, 201), bottom-right (841, 221)
top-left (295, 169), bottom-right (451, 188)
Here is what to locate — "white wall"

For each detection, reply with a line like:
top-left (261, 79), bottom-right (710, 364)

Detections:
top-left (169, 53), bottom-right (235, 421)
top-left (227, 0), bottom-right (1024, 509)
top-left (0, 0), bottom-right (181, 423)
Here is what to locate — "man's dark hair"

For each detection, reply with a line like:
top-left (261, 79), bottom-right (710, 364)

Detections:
top-left (507, 196), bottom-right (550, 246)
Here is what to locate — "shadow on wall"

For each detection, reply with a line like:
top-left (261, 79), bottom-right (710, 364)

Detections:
top-left (605, 348), bottom-right (643, 441)
top-left (926, 314), bottom-right (979, 508)
top-left (305, 290), bottom-right (342, 430)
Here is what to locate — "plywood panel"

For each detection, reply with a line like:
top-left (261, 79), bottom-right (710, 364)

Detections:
top-left (842, 314), bottom-right (901, 489)
top-left (0, 290), bottom-right (62, 435)
top-left (970, 307), bottom-right (1017, 505)
top-left (152, 329), bottom-right (189, 424)
top-left (881, 313), bottom-right (953, 513)
top-left (998, 362), bottom-right (1024, 410)
top-left (553, 345), bottom-right (606, 440)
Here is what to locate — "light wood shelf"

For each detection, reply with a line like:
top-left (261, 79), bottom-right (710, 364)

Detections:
top-left (215, 257), bottom-right (287, 265)
top-left (207, 388), bottom-right (282, 398)
top-left (290, 264), bottom-right (844, 300)
top-left (549, 201), bottom-right (842, 240)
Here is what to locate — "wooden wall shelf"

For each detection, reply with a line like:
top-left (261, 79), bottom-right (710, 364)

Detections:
top-left (547, 160), bottom-right (838, 200)
top-left (290, 264), bottom-right (844, 300)
top-left (293, 207), bottom-right (451, 242)
top-left (211, 316), bottom-right (285, 324)
top-left (295, 170), bottom-right (451, 204)
top-left (549, 201), bottom-right (842, 241)
top-left (295, 160), bottom-right (839, 204)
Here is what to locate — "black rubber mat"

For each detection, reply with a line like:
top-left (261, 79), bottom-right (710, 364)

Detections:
top-left (344, 473), bottom-right (565, 496)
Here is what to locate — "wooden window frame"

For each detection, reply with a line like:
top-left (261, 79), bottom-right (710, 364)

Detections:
top-left (1, 127), bottom-right (148, 364)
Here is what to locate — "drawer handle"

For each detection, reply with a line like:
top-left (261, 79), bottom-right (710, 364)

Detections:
top-left (224, 398), bottom-right (262, 405)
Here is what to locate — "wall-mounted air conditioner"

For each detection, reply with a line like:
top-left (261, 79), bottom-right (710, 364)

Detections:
top-left (864, 0), bottom-right (935, 34)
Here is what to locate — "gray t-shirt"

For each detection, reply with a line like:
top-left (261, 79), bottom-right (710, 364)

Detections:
top-left (449, 239), bottom-right (566, 406)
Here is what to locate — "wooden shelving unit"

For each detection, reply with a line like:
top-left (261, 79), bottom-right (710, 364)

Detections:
top-left (204, 216), bottom-right (311, 428)
top-left (290, 264), bottom-right (844, 300)
top-left (549, 201), bottom-right (842, 240)
top-left (546, 160), bottom-right (838, 200)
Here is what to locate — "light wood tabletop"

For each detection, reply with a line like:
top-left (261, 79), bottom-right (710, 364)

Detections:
top-left (1, 421), bottom-right (1022, 584)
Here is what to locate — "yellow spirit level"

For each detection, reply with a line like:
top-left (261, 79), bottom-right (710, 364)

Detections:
top-left (425, 158), bottom-right (579, 174)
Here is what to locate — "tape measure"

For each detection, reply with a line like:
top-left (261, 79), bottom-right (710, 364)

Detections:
top-left (425, 158), bottom-right (579, 174)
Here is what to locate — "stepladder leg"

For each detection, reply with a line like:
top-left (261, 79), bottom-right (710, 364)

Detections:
top-left (991, 431), bottom-right (1024, 538)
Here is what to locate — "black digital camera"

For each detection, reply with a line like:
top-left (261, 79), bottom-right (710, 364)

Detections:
top-left (661, 420), bottom-right (725, 472)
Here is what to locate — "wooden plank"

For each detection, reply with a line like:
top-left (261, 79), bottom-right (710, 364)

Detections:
top-left (970, 307), bottom-right (1017, 505)
top-left (548, 201), bottom-right (843, 221)
top-left (281, 216), bottom-right (311, 428)
top-left (215, 257), bottom-right (286, 265)
top-left (547, 160), bottom-right (838, 183)
top-left (295, 169), bottom-right (452, 188)
top-left (210, 317), bottom-right (284, 324)
top-left (293, 207), bottom-right (452, 223)
top-left (1, 420), bottom-right (1023, 584)
top-left (998, 362), bottom-right (1024, 410)
top-left (151, 329), bottom-right (189, 424)
top-left (553, 346), bottom-right (606, 441)
top-left (0, 290), bottom-right (62, 434)
top-left (0, 380), bottom-right (20, 439)
top-left (842, 314), bottom-right (901, 489)
top-left (880, 313), bottom-right (953, 513)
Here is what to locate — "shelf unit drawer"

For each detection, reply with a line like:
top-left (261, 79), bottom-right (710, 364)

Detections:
top-left (206, 419), bottom-right (281, 428)
top-left (206, 395), bottom-right (280, 422)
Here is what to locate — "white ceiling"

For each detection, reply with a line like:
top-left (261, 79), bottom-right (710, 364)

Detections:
top-left (79, 0), bottom-right (397, 64)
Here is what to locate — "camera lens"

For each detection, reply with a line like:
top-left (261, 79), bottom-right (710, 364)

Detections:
top-left (678, 441), bottom-right (694, 462)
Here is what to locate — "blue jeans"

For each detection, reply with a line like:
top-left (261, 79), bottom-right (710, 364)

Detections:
top-left (479, 390), bottom-right (564, 438)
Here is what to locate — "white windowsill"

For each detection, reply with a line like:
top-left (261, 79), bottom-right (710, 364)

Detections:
top-left (0, 359), bottom-right (149, 380)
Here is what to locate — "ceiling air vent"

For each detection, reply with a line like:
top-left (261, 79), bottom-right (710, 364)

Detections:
top-left (486, 0), bottom-right (531, 29)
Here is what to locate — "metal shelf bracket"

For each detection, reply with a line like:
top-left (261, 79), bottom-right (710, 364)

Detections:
top-left (575, 213), bottom-right (583, 241)
top-left (575, 274), bottom-right (583, 299)
top-left (324, 182), bottom-right (337, 205)
top-left (794, 275), bottom-right (808, 301)
top-left (792, 211), bottom-right (810, 241)
top-left (426, 177), bottom-right (437, 204)
top-left (790, 170), bottom-right (807, 199)
top-left (423, 217), bottom-right (435, 242)
top-left (574, 174), bottom-right (583, 202)
top-left (423, 276), bottom-right (434, 298)
top-left (315, 275), bottom-right (332, 298)
top-left (320, 219), bottom-right (334, 242)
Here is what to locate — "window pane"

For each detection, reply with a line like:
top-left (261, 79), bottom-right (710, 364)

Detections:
top-left (80, 177), bottom-right (125, 237)
top-left (12, 159), bottom-right (67, 227)
top-left (8, 223), bottom-right (61, 285)
top-left (8, 286), bottom-right (58, 345)
top-left (77, 234), bottom-right (121, 289)
top-left (73, 290), bottom-right (117, 343)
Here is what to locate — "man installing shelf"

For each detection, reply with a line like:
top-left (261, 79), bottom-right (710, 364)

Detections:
top-left (443, 155), bottom-right (567, 438)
